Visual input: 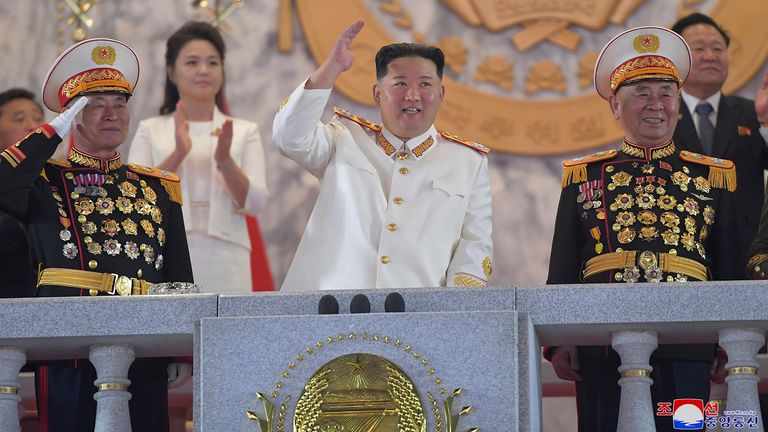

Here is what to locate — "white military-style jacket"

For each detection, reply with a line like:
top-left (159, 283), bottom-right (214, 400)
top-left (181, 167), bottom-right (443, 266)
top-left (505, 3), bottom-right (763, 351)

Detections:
top-left (273, 81), bottom-right (493, 292)
top-left (129, 107), bottom-right (268, 250)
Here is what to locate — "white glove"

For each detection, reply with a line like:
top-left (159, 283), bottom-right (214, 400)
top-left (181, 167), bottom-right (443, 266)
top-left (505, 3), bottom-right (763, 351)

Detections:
top-left (49, 96), bottom-right (88, 137)
top-left (167, 362), bottom-right (192, 389)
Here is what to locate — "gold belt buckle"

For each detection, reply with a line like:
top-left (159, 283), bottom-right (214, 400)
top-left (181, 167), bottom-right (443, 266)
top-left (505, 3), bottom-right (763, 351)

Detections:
top-left (109, 274), bottom-right (133, 296)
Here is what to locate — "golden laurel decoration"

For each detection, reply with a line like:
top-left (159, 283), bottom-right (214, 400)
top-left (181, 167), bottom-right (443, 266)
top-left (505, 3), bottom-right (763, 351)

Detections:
top-left (282, 0), bottom-right (768, 155)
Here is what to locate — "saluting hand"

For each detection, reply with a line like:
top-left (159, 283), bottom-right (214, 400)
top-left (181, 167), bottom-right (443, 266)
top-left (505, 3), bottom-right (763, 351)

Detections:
top-left (756, 74), bottom-right (768, 125)
top-left (173, 101), bottom-right (193, 158)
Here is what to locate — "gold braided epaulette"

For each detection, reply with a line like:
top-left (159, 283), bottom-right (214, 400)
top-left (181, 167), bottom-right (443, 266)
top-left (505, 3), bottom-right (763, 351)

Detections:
top-left (46, 159), bottom-right (72, 168)
top-left (561, 149), bottom-right (617, 188)
top-left (127, 163), bottom-right (183, 205)
top-left (41, 159), bottom-right (72, 182)
top-left (679, 151), bottom-right (736, 192)
top-left (333, 107), bottom-right (381, 132)
top-left (440, 131), bottom-right (490, 154)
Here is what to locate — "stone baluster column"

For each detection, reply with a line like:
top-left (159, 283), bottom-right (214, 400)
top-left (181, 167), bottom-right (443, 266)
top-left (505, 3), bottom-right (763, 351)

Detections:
top-left (719, 328), bottom-right (764, 432)
top-left (706, 381), bottom-right (728, 432)
top-left (0, 347), bottom-right (25, 432)
top-left (612, 330), bottom-right (658, 432)
top-left (90, 344), bottom-right (135, 432)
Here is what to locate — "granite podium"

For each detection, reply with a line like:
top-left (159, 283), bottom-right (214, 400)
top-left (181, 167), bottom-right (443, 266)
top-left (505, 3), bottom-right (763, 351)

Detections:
top-left (196, 288), bottom-right (522, 431)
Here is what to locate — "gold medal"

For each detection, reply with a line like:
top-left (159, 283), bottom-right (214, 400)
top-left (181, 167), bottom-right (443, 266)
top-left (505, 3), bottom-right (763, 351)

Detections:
top-left (703, 205), bottom-right (715, 225)
top-left (82, 221), bottom-right (98, 235)
top-left (661, 230), bottom-right (679, 246)
top-left (118, 181), bottom-right (137, 198)
top-left (135, 198), bottom-right (152, 215)
top-left (639, 226), bottom-right (659, 242)
top-left (101, 219), bottom-right (121, 237)
top-left (635, 193), bottom-right (656, 209)
top-left (657, 195), bottom-right (676, 210)
top-left (617, 227), bottom-right (636, 244)
top-left (637, 210), bottom-right (657, 225)
top-left (616, 211), bottom-right (636, 227)
top-left (614, 193), bottom-right (634, 210)
top-left (693, 176), bottom-right (711, 193)
top-left (140, 219), bottom-right (155, 237)
top-left (660, 212), bottom-right (680, 229)
top-left (115, 196), bottom-right (134, 214)
top-left (685, 216), bottom-right (696, 233)
top-left (74, 197), bottom-right (95, 215)
top-left (121, 218), bottom-right (138, 235)
top-left (150, 206), bottom-right (163, 224)
top-left (142, 185), bottom-right (158, 204)
top-left (681, 232), bottom-right (696, 251)
top-left (95, 197), bottom-right (115, 215)
top-left (682, 197), bottom-right (700, 215)
top-left (610, 171), bottom-right (632, 187)
top-left (87, 241), bottom-right (103, 255)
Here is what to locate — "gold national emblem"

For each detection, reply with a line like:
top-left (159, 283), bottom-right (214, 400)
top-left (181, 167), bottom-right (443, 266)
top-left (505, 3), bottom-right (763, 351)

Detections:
top-left (633, 34), bottom-right (660, 54)
top-left (293, 354), bottom-right (425, 432)
top-left (92, 45), bottom-right (117, 65)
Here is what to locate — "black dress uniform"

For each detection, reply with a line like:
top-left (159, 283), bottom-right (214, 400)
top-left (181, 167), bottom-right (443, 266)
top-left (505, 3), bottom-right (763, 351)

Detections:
top-left (547, 139), bottom-right (741, 431)
top-left (0, 124), bottom-right (192, 431)
top-left (676, 95), bottom-right (768, 280)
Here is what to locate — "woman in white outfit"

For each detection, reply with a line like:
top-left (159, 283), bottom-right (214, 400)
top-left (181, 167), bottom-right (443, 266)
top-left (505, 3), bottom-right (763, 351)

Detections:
top-left (129, 21), bottom-right (268, 293)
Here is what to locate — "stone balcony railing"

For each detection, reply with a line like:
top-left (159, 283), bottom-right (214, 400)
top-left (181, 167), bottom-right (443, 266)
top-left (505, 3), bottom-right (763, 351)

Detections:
top-left (0, 281), bottom-right (765, 431)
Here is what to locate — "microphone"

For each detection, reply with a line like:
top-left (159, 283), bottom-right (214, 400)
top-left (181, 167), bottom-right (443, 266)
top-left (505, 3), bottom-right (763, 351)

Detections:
top-left (350, 294), bottom-right (371, 313)
top-left (384, 292), bottom-right (405, 312)
top-left (318, 294), bottom-right (339, 315)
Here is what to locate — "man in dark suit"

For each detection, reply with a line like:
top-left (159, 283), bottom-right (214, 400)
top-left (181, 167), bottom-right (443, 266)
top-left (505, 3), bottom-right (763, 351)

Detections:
top-left (671, 13), bottom-right (768, 278)
top-left (0, 88), bottom-right (45, 298)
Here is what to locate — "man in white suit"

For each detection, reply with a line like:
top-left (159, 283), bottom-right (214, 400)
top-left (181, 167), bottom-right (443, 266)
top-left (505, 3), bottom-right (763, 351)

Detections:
top-left (273, 21), bottom-right (493, 291)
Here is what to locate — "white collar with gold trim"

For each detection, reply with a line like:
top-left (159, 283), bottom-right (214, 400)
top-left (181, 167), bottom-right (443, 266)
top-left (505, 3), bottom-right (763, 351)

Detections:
top-left (379, 126), bottom-right (438, 160)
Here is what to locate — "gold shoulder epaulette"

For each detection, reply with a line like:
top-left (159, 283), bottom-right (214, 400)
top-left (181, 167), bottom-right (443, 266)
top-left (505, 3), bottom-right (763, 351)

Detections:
top-left (333, 107), bottom-right (381, 132)
top-left (128, 163), bottom-right (183, 205)
top-left (679, 150), bottom-right (736, 192)
top-left (46, 159), bottom-right (71, 168)
top-left (127, 163), bottom-right (180, 182)
top-left (561, 149), bottom-right (618, 188)
top-left (440, 131), bottom-right (490, 154)
top-left (41, 159), bottom-right (72, 182)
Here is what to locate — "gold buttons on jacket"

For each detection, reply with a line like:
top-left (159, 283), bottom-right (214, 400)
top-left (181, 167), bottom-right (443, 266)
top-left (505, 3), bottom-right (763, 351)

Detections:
top-left (394, 196), bottom-right (404, 205)
top-left (88, 260), bottom-right (98, 269)
top-left (388, 223), bottom-right (398, 232)
top-left (380, 256), bottom-right (390, 264)
top-left (399, 167), bottom-right (409, 175)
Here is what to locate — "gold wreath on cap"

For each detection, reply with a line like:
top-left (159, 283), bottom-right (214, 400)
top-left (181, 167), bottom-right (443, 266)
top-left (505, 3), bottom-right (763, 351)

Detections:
top-left (594, 26), bottom-right (691, 100)
top-left (41, 38), bottom-right (139, 112)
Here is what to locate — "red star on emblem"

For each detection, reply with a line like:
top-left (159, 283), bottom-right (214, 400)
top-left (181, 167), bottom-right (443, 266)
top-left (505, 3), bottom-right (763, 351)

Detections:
top-left (100, 48), bottom-right (109, 58)
top-left (642, 36), bottom-right (652, 46)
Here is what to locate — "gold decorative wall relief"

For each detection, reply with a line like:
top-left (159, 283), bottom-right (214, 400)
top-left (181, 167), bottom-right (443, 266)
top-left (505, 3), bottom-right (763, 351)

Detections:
top-left (246, 332), bottom-right (475, 432)
top-left (284, 0), bottom-right (768, 155)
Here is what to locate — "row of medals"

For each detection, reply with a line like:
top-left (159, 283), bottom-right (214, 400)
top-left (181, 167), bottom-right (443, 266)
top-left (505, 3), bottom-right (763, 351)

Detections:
top-left (52, 171), bottom-right (165, 272)
top-left (581, 163), bottom-right (715, 261)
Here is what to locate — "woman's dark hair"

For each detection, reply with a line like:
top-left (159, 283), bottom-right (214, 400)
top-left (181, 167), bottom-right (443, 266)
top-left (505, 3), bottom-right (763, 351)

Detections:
top-left (159, 21), bottom-right (226, 115)
top-left (375, 43), bottom-right (445, 80)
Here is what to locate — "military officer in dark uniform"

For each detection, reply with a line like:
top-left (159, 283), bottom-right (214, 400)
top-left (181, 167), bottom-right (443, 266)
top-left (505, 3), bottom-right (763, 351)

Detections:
top-left (0, 38), bottom-right (193, 432)
top-left (545, 27), bottom-right (742, 432)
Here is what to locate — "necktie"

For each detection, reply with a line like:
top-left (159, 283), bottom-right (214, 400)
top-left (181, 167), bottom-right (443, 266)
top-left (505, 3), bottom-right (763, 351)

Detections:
top-left (695, 102), bottom-right (715, 155)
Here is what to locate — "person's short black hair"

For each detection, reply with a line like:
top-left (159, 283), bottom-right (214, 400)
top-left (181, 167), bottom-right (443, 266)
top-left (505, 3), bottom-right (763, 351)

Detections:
top-left (0, 88), bottom-right (43, 117)
top-left (375, 43), bottom-right (445, 80)
top-left (671, 12), bottom-right (730, 46)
